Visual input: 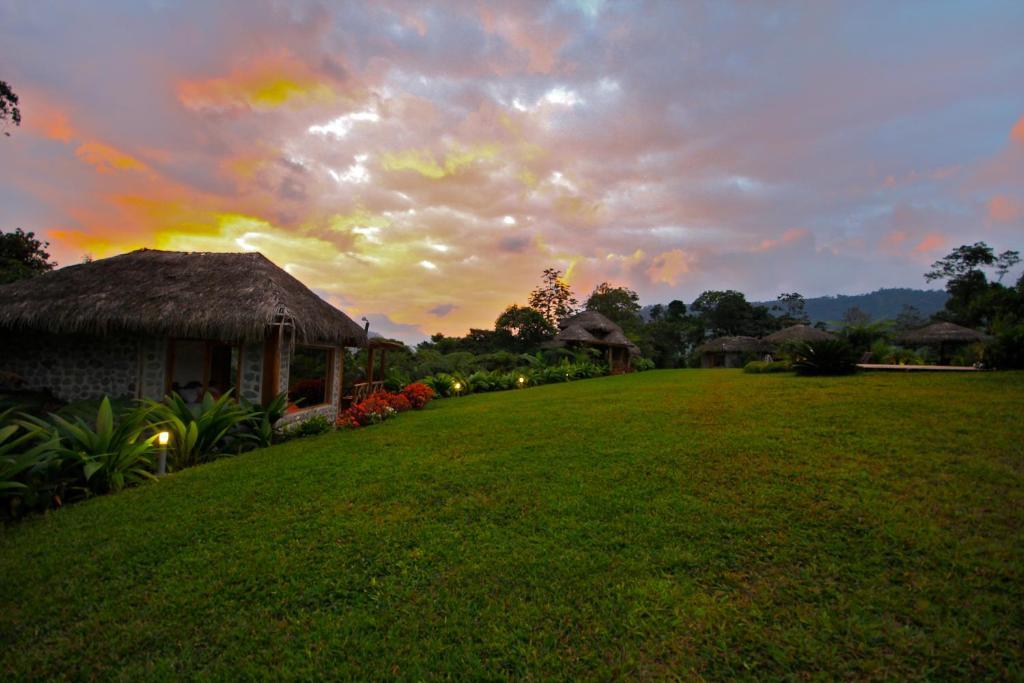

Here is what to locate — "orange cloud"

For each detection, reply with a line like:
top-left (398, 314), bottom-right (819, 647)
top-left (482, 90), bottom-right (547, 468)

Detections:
top-left (754, 228), bottom-right (809, 252)
top-left (880, 230), bottom-right (908, 253)
top-left (1011, 115), bottom-right (1024, 145)
top-left (177, 51), bottom-right (338, 112)
top-left (988, 195), bottom-right (1023, 223)
top-left (75, 142), bottom-right (148, 174)
top-left (646, 249), bottom-right (694, 286)
top-left (20, 92), bottom-right (76, 142)
top-left (912, 233), bottom-right (945, 255)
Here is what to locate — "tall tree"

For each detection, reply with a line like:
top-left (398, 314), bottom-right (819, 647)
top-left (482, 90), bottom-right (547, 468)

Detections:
top-left (528, 268), bottom-right (578, 326)
top-left (894, 304), bottom-right (926, 332)
top-left (584, 282), bottom-right (641, 331)
top-left (691, 290), bottom-right (778, 337)
top-left (1, 229), bottom-right (57, 284)
top-left (1, 80), bottom-right (21, 136)
top-left (773, 292), bottom-right (809, 324)
top-left (494, 304), bottom-right (555, 349)
top-left (926, 241), bottom-right (1022, 327)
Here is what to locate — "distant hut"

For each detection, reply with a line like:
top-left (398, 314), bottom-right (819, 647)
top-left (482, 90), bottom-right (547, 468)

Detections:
top-left (897, 321), bottom-right (988, 365)
top-left (548, 310), bottom-right (639, 373)
top-left (763, 324), bottom-right (837, 350)
top-left (0, 249), bottom-right (367, 424)
top-left (695, 336), bottom-right (773, 368)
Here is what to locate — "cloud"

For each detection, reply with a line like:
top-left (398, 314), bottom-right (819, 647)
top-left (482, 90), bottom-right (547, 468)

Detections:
top-left (428, 303), bottom-right (457, 317)
top-left (1, 0), bottom-right (1022, 337)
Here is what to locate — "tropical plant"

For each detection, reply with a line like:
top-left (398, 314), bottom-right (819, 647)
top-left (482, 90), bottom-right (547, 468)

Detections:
top-left (791, 339), bottom-right (859, 376)
top-left (240, 391), bottom-right (289, 449)
top-left (33, 398), bottom-right (160, 495)
top-left (632, 357), bottom-right (657, 371)
top-left (147, 391), bottom-right (257, 469)
top-left (0, 410), bottom-right (62, 515)
top-left (292, 413), bottom-right (334, 437)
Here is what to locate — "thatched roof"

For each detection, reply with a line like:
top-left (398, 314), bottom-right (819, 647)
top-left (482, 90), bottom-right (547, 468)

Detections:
top-left (0, 249), bottom-right (366, 346)
top-left (763, 324), bottom-right (837, 344)
top-left (555, 323), bottom-right (598, 343)
top-left (551, 310), bottom-right (639, 351)
top-left (696, 336), bottom-right (773, 354)
top-left (558, 310), bottom-right (616, 333)
top-left (898, 321), bottom-right (988, 346)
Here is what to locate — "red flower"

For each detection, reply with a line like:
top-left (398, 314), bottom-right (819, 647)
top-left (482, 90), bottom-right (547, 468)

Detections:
top-left (401, 382), bottom-right (435, 409)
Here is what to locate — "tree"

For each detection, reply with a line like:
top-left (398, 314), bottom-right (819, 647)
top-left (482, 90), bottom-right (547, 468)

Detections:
top-left (926, 242), bottom-right (1022, 328)
top-left (894, 305), bottom-right (926, 332)
top-left (691, 290), bottom-right (779, 337)
top-left (773, 292), bottom-right (809, 324)
top-left (528, 268), bottom-right (578, 326)
top-left (494, 304), bottom-right (554, 349)
top-left (1, 229), bottom-right (57, 284)
top-left (584, 282), bottom-right (641, 331)
top-left (842, 306), bottom-right (871, 327)
top-left (1, 80), bottom-right (21, 136)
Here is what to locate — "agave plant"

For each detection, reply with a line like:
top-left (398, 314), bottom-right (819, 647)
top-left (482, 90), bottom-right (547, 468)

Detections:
top-left (35, 398), bottom-right (159, 495)
top-left (791, 339), bottom-right (859, 376)
top-left (148, 391), bottom-right (258, 469)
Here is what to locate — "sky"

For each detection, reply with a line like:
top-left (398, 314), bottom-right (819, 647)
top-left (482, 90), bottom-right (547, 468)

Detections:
top-left (1, 1), bottom-right (1022, 343)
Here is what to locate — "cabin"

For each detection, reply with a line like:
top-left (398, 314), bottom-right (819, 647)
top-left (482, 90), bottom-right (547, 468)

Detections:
top-left (695, 336), bottom-right (773, 368)
top-left (0, 249), bottom-right (367, 423)
top-left (547, 310), bottom-right (640, 374)
top-left (762, 324), bottom-right (837, 353)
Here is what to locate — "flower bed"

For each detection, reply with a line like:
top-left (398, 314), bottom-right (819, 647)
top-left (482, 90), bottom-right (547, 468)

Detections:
top-left (337, 383), bottom-right (435, 429)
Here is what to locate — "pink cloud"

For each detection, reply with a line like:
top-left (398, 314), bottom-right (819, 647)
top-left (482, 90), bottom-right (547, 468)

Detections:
top-left (988, 195), bottom-right (1024, 223)
top-left (912, 233), bottom-right (946, 255)
top-left (1011, 115), bottom-right (1024, 145)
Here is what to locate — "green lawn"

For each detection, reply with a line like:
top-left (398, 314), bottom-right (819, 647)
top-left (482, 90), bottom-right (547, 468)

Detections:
top-left (2, 370), bottom-right (1022, 680)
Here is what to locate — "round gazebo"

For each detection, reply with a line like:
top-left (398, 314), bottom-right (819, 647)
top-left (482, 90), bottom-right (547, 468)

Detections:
top-left (897, 321), bottom-right (988, 364)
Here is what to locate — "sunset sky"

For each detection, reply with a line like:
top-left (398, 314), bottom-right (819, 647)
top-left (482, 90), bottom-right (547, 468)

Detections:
top-left (2, 1), bottom-right (1022, 342)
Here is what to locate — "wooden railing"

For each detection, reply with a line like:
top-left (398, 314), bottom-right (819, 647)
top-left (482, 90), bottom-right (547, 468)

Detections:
top-left (351, 380), bottom-right (385, 404)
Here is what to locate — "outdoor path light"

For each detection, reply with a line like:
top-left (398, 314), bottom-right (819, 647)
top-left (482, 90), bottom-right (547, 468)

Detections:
top-left (157, 431), bottom-right (170, 476)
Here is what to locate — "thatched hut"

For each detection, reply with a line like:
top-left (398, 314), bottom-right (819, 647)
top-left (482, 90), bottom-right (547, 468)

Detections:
top-left (0, 249), bottom-right (366, 421)
top-left (896, 321), bottom-right (988, 364)
top-left (548, 310), bottom-right (639, 373)
top-left (695, 336), bottom-right (773, 368)
top-left (763, 324), bottom-right (837, 348)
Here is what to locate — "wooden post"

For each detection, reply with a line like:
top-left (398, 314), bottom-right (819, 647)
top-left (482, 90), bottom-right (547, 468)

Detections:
top-left (366, 348), bottom-right (375, 384)
top-left (380, 350), bottom-right (387, 381)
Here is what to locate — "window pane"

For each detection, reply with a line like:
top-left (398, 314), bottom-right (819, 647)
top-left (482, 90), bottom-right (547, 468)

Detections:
top-left (289, 346), bottom-right (331, 407)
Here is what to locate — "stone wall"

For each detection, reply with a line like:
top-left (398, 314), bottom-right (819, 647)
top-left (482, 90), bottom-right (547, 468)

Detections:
top-left (139, 337), bottom-right (167, 400)
top-left (0, 332), bottom-right (141, 402)
top-left (239, 342), bottom-right (263, 404)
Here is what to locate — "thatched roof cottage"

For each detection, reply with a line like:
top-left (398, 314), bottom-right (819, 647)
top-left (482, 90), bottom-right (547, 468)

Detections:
top-left (896, 321), bottom-right (989, 364)
top-left (547, 310), bottom-right (640, 373)
top-left (695, 336), bottom-right (773, 368)
top-left (0, 249), bottom-right (366, 421)
top-left (763, 324), bottom-right (837, 348)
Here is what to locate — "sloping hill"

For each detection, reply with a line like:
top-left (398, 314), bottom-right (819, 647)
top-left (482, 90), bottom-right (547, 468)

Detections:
top-left (754, 287), bottom-right (949, 324)
top-left (1, 371), bottom-right (1021, 679)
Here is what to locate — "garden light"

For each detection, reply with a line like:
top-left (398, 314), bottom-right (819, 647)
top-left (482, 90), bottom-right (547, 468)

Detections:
top-left (517, 376), bottom-right (526, 387)
top-left (156, 431), bottom-right (170, 476)
top-left (453, 381), bottom-right (462, 394)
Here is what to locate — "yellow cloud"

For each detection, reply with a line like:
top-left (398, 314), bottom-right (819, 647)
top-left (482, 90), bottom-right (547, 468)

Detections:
top-left (382, 144), bottom-right (500, 179)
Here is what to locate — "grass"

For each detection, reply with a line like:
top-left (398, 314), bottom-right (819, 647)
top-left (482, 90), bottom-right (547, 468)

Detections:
top-left (1, 370), bottom-right (1022, 680)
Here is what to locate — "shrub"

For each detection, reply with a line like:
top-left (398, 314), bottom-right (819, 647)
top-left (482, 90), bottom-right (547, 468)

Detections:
top-left (293, 414), bottom-right (333, 437)
top-left (633, 357), bottom-right (656, 371)
top-left (344, 394), bottom-right (397, 427)
top-left (791, 339), bottom-right (859, 376)
top-left (743, 360), bottom-right (791, 374)
top-left (402, 383), bottom-right (436, 409)
top-left (239, 392), bottom-right (289, 449)
top-left (381, 392), bottom-right (412, 412)
top-left (1, 410), bottom-right (63, 517)
top-left (146, 391), bottom-right (258, 470)
top-left (37, 397), bottom-right (160, 495)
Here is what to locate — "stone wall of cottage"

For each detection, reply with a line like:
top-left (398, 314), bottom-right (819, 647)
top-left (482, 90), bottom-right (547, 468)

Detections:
top-left (0, 332), bottom-right (141, 402)
top-left (240, 342), bottom-right (263, 404)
